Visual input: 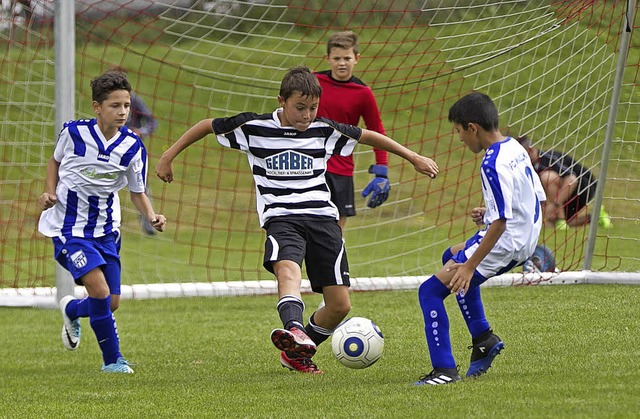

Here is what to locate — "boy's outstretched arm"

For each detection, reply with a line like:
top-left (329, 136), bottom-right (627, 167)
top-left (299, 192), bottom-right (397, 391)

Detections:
top-left (156, 118), bottom-right (214, 183)
top-left (359, 129), bottom-right (438, 178)
top-left (130, 192), bottom-right (166, 232)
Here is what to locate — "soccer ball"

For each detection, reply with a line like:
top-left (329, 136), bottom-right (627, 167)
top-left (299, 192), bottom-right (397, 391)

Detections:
top-left (331, 317), bottom-right (384, 369)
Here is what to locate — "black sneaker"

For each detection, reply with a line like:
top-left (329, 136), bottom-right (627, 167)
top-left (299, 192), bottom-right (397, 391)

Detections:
top-left (415, 368), bottom-right (461, 386)
top-left (466, 330), bottom-right (504, 378)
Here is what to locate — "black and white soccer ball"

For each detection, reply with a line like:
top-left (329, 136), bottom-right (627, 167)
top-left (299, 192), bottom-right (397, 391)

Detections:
top-left (331, 317), bottom-right (384, 369)
top-left (523, 244), bottom-right (557, 273)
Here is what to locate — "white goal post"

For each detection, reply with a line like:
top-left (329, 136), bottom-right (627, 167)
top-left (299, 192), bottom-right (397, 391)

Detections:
top-left (3, 270), bottom-right (639, 309)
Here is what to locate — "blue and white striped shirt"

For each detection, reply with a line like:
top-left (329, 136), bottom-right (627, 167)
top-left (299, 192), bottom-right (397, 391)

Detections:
top-left (39, 119), bottom-right (147, 239)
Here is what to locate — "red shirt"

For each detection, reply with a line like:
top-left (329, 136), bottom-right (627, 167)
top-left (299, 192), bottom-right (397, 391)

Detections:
top-left (315, 71), bottom-right (388, 176)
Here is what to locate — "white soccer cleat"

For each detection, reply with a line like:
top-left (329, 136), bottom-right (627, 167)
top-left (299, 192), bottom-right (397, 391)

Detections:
top-left (59, 295), bottom-right (81, 351)
top-left (101, 357), bottom-right (134, 374)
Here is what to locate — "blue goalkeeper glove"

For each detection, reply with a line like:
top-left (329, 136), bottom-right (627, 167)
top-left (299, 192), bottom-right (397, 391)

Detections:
top-left (362, 165), bottom-right (390, 208)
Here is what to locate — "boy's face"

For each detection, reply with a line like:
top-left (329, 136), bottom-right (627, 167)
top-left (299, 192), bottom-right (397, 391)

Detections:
top-left (325, 47), bottom-right (359, 81)
top-left (453, 122), bottom-right (483, 154)
top-left (277, 91), bottom-right (319, 132)
top-left (93, 89), bottom-right (131, 132)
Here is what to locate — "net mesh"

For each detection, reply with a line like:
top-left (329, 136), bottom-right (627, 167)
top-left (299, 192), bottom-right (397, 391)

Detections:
top-left (1, 0), bottom-right (639, 292)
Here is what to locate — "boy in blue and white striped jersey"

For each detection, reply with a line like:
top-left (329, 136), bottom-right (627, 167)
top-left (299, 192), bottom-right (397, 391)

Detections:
top-left (156, 66), bottom-right (438, 374)
top-left (38, 70), bottom-right (166, 373)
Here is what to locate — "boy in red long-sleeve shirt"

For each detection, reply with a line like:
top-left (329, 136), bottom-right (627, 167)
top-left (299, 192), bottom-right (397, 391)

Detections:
top-left (315, 31), bottom-right (389, 230)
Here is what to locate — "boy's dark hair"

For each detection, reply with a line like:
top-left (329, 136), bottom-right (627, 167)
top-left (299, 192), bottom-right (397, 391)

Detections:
top-left (279, 66), bottom-right (322, 101)
top-left (90, 71), bottom-right (131, 103)
top-left (448, 92), bottom-right (499, 132)
top-left (326, 31), bottom-right (359, 55)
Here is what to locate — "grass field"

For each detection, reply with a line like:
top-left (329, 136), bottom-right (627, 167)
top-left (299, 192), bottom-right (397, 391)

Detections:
top-left (2, 284), bottom-right (639, 418)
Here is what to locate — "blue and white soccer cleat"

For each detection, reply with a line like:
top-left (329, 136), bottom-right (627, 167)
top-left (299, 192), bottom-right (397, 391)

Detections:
top-left (59, 295), bottom-right (81, 351)
top-left (101, 357), bottom-right (134, 374)
top-left (466, 331), bottom-right (504, 378)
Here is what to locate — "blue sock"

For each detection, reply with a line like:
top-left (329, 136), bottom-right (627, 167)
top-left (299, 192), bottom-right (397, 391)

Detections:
top-left (456, 285), bottom-right (490, 338)
top-left (65, 297), bottom-right (90, 319)
top-left (418, 275), bottom-right (456, 369)
top-left (441, 247), bottom-right (454, 266)
top-left (88, 296), bottom-right (122, 365)
top-left (76, 297), bottom-right (90, 317)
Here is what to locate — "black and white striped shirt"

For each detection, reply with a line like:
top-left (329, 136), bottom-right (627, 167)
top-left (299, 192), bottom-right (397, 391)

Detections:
top-left (213, 109), bottom-right (362, 227)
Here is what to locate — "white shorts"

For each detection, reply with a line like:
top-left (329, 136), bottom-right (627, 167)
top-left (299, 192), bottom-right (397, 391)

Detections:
top-left (453, 230), bottom-right (523, 285)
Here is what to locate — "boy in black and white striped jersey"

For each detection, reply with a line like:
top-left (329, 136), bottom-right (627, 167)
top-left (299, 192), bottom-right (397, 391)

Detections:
top-left (156, 66), bottom-right (438, 374)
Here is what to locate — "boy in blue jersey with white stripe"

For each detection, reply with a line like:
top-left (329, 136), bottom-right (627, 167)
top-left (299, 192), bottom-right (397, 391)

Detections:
top-left (38, 71), bottom-right (167, 373)
top-left (156, 66), bottom-right (439, 374)
top-left (416, 92), bottom-right (546, 385)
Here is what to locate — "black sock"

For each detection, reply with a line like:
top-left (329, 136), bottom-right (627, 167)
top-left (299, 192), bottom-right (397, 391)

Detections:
top-left (304, 313), bottom-right (332, 345)
top-left (276, 295), bottom-right (305, 330)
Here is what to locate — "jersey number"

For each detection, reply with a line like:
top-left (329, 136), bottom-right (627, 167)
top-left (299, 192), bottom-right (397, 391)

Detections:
top-left (525, 166), bottom-right (541, 223)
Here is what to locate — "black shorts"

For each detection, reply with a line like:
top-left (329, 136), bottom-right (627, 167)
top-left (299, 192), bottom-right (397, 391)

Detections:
top-left (263, 216), bottom-right (350, 293)
top-left (326, 172), bottom-right (356, 217)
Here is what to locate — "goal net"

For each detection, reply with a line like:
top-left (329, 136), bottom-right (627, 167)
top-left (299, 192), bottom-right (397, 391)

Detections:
top-left (1, 0), bottom-right (639, 306)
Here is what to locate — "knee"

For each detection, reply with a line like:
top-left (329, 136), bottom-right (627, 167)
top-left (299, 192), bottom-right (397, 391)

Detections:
top-left (273, 261), bottom-right (301, 283)
top-left (418, 276), bottom-right (449, 301)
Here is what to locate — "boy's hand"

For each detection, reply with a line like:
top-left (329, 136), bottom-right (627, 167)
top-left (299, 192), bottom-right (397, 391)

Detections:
top-left (38, 192), bottom-right (58, 210)
top-left (155, 156), bottom-right (174, 183)
top-left (150, 214), bottom-right (167, 232)
top-left (412, 155), bottom-right (439, 178)
top-left (447, 262), bottom-right (474, 295)
top-left (471, 207), bottom-right (486, 226)
top-left (362, 165), bottom-right (390, 208)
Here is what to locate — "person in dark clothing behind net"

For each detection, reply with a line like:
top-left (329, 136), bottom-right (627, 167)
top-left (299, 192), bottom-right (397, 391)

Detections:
top-left (516, 135), bottom-right (611, 229)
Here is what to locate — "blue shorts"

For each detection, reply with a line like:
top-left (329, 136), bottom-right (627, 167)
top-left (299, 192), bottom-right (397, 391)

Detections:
top-left (452, 230), bottom-right (522, 287)
top-left (52, 232), bottom-right (122, 295)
